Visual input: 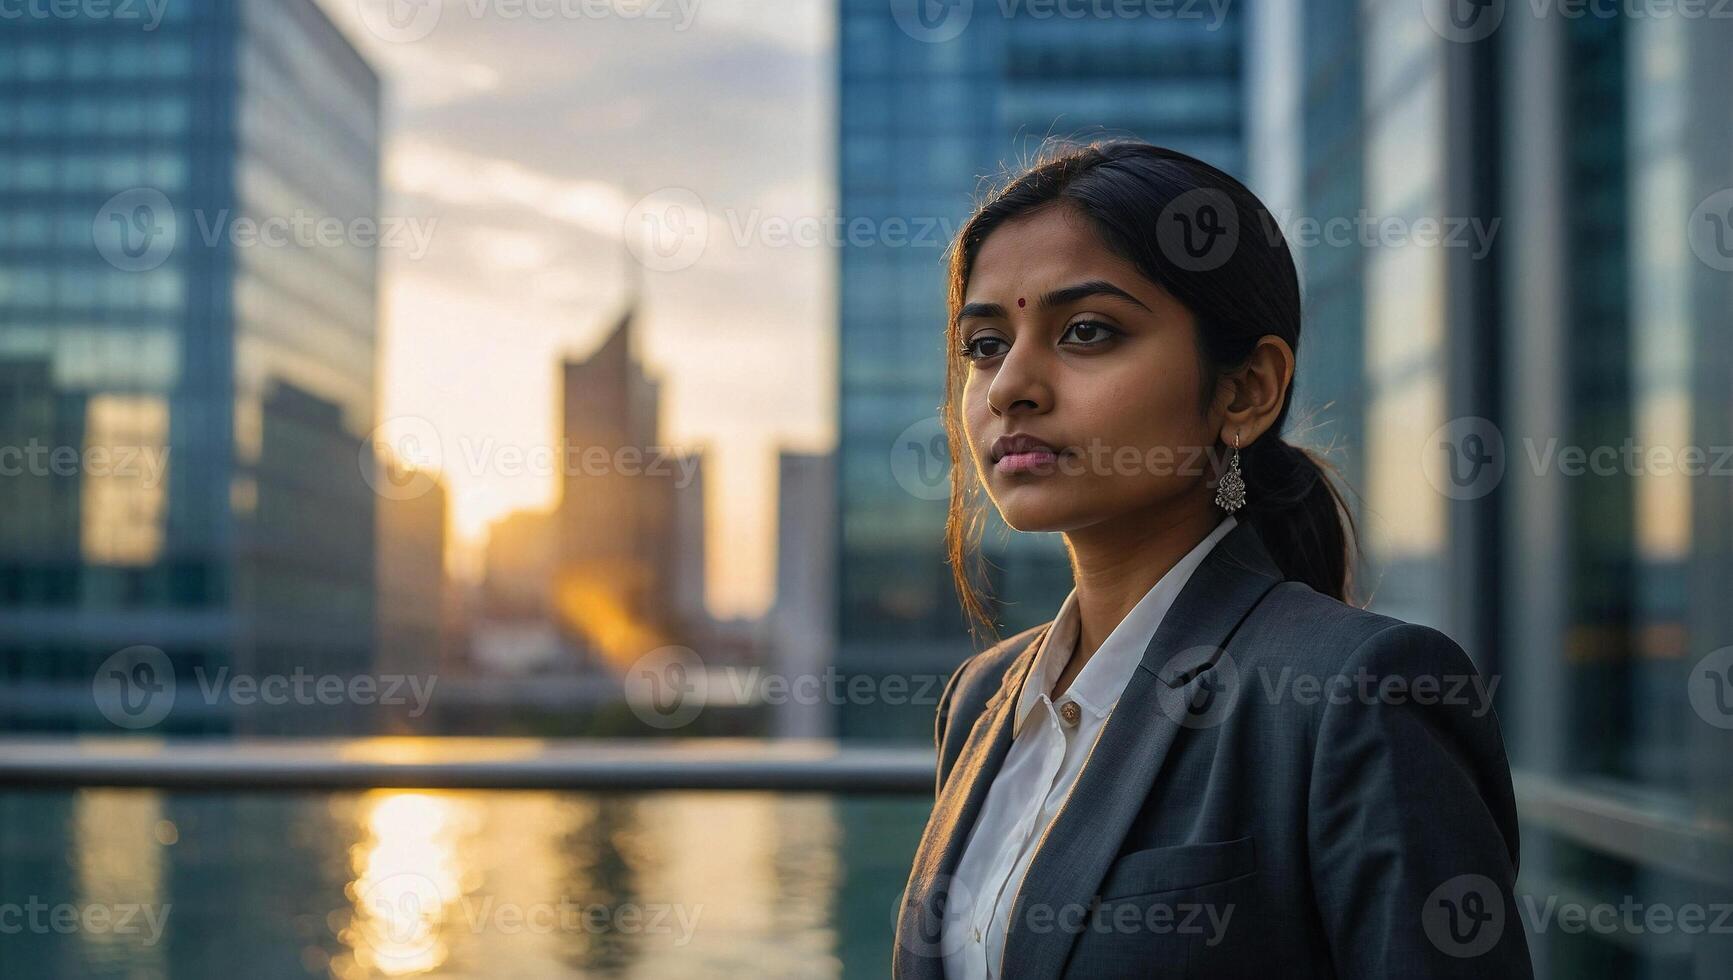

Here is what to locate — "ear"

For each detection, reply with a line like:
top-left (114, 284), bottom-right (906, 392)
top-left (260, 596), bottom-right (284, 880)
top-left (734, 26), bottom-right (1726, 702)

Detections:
top-left (1215, 334), bottom-right (1295, 445)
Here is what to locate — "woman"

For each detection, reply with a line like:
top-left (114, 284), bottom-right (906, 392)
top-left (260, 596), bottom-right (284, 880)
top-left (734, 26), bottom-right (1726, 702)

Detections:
top-left (893, 141), bottom-right (1530, 979)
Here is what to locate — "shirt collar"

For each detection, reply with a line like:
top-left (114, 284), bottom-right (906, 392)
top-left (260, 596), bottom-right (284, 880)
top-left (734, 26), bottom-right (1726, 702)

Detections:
top-left (1013, 514), bottom-right (1239, 738)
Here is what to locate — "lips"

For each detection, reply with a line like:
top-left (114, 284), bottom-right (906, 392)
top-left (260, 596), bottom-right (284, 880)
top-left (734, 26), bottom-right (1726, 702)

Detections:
top-left (996, 449), bottom-right (1062, 475)
top-left (988, 433), bottom-right (1071, 475)
top-left (990, 433), bottom-right (1060, 463)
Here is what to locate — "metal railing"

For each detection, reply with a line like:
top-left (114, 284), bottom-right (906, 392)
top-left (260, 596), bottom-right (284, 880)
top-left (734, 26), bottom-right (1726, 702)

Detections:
top-left (0, 736), bottom-right (934, 793)
top-left (0, 738), bottom-right (1726, 887)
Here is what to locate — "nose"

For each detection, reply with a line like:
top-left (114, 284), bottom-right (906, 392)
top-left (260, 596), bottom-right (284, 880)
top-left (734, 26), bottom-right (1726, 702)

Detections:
top-left (985, 343), bottom-right (1052, 418)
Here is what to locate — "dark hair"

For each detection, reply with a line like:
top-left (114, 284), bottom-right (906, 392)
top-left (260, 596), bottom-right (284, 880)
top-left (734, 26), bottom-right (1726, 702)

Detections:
top-left (941, 139), bottom-right (1360, 644)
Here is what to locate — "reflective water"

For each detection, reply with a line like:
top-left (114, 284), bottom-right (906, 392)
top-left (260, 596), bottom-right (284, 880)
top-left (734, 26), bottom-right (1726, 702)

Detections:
top-left (0, 789), bottom-right (931, 979)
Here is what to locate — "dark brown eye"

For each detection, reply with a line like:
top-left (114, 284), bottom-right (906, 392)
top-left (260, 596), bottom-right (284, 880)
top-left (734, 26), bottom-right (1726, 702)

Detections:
top-left (960, 336), bottom-right (1008, 361)
top-left (1060, 320), bottom-right (1121, 347)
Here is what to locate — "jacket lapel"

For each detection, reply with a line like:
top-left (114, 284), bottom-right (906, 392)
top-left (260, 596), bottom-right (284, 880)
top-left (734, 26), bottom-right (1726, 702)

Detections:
top-left (894, 623), bottom-right (1051, 979)
top-left (1000, 520), bottom-right (1284, 977)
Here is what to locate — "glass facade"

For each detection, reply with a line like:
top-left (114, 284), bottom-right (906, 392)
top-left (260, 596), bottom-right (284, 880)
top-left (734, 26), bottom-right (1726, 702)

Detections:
top-left (0, 0), bottom-right (380, 734)
top-left (1289, 0), bottom-right (1367, 514)
top-left (836, 0), bottom-right (1247, 739)
top-left (1356, 0), bottom-right (1451, 627)
top-left (1499, 9), bottom-right (1733, 977)
top-left (1282, 4), bottom-right (1733, 976)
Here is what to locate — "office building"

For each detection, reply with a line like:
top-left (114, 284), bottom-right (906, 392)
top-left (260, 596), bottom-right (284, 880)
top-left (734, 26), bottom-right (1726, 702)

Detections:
top-left (770, 449), bottom-right (837, 738)
top-left (0, 0), bottom-right (382, 733)
top-left (554, 295), bottom-right (707, 668)
top-left (1252, 3), bottom-right (1733, 974)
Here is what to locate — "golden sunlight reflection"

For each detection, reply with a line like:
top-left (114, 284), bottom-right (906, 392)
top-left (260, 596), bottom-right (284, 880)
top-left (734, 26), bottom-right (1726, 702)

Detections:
top-left (461, 793), bottom-right (590, 974)
top-left (74, 789), bottom-right (167, 977)
top-left (79, 394), bottom-right (168, 565)
top-left (551, 566), bottom-right (667, 669)
top-left (338, 791), bottom-right (481, 978)
top-left (631, 793), bottom-right (842, 975)
top-left (318, 789), bottom-right (852, 976)
top-left (333, 736), bottom-right (545, 765)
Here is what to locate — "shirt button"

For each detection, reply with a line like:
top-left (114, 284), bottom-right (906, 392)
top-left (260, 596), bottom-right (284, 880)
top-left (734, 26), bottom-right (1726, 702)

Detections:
top-left (973, 927), bottom-right (982, 942)
top-left (1060, 701), bottom-right (1081, 726)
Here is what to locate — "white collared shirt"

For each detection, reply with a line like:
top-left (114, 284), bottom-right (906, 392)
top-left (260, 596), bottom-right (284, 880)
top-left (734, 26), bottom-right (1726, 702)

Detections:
top-left (940, 514), bottom-right (1238, 980)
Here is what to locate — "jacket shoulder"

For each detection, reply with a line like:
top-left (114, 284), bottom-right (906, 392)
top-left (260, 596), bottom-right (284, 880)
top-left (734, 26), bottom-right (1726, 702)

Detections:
top-left (1244, 580), bottom-right (1479, 676)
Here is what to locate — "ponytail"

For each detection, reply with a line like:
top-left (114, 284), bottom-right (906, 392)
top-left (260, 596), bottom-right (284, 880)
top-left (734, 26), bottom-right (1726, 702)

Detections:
top-left (1237, 438), bottom-right (1359, 604)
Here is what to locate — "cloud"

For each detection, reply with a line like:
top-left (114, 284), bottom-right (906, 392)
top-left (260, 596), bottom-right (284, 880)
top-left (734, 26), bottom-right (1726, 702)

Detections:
top-left (317, 0), bottom-right (834, 616)
top-left (389, 139), bottom-right (634, 241)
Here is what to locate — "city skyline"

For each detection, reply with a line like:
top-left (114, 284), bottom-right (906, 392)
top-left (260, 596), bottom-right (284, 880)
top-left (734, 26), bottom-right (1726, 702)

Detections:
top-left (321, 0), bottom-right (835, 618)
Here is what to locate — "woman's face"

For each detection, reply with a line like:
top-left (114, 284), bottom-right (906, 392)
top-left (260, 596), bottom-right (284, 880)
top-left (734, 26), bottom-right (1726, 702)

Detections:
top-left (958, 203), bottom-right (1224, 534)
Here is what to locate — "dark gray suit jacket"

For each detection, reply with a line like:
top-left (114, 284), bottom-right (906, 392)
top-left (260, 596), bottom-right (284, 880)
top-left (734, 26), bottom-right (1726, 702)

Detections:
top-left (893, 520), bottom-right (1531, 978)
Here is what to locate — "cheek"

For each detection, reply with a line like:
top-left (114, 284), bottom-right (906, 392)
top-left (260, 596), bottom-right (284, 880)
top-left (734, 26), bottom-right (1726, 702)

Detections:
top-left (960, 374), bottom-right (991, 435)
top-left (1077, 363), bottom-right (1202, 454)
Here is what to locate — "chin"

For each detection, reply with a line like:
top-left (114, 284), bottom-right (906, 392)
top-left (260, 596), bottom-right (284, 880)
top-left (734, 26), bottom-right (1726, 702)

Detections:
top-left (989, 485), bottom-right (1087, 533)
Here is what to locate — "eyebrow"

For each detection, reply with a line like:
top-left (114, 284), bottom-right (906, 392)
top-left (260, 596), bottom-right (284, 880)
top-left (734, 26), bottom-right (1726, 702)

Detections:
top-left (955, 279), bottom-right (1152, 325)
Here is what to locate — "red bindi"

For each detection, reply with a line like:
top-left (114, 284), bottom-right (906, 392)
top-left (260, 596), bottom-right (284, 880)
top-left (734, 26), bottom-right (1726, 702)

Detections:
top-left (1017, 296), bottom-right (1026, 308)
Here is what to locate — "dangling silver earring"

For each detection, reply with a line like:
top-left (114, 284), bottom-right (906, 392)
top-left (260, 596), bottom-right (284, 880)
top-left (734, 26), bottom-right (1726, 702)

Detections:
top-left (1214, 430), bottom-right (1246, 513)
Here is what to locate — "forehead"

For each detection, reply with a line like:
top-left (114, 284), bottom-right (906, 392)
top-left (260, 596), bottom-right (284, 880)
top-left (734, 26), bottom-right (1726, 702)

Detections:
top-left (966, 204), bottom-right (1147, 297)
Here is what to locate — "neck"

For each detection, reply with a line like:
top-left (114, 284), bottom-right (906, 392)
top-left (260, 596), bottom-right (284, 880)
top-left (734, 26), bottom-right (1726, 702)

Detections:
top-left (1062, 496), bottom-right (1223, 666)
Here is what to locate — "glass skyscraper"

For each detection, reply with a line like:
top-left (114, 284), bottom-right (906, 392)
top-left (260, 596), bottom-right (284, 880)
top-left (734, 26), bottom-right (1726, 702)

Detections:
top-left (836, 0), bottom-right (1247, 739)
top-left (1261, 2), bottom-right (1733, 975)
top-left (0, 0), bottom-right (381, 734)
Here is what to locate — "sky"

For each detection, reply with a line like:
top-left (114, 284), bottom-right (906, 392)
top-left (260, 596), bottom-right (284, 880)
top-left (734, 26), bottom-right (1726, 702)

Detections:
top-left (320, 0), bottom-right (835, 618)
